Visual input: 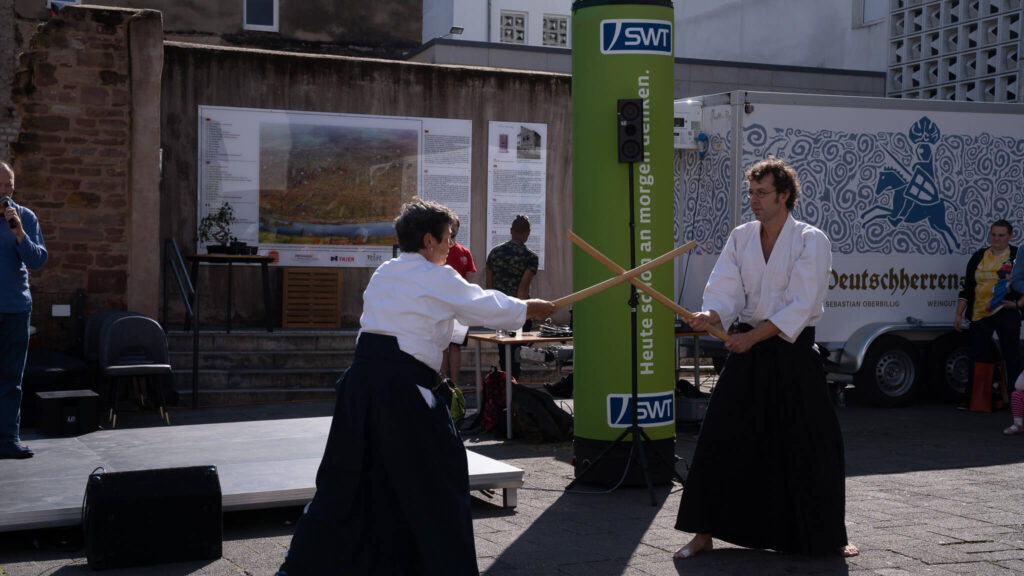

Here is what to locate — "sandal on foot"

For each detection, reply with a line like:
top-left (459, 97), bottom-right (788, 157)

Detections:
top-left (1003, 424), bottom-right (1024, 435)
top-left (839, 544), bottom-right (860, 557)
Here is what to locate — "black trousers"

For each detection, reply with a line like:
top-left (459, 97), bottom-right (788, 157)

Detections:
top-left (278, 333), bottom-right (478, 575)
top-left (676, 327), bottom-right (849, 555)
top-left (968, 307), bottom-right (1021, 397)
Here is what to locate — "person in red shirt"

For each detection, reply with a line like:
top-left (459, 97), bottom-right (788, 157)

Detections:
top-left (443, 215), bottom-right (476, 387)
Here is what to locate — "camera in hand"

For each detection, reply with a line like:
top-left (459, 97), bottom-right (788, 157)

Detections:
top-left (2, 196), bottom-right (15, 229)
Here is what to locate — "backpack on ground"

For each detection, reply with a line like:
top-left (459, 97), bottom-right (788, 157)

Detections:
top-left (509, 383), bottom-right (573, 443)
top-left (472, 366), bottom-right (510, 433)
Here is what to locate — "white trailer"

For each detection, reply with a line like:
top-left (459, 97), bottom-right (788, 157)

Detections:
top-left (673, 91), bottom-right (1024, 406)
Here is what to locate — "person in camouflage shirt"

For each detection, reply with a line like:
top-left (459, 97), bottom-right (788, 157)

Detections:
top-left (486, 215), bottom-right (539, 377)
top-left (486, 215), bottom-right (538, 299)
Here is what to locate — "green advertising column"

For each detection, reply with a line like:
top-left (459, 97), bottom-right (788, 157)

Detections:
top-left (571, 0), bottom-right (676, 485)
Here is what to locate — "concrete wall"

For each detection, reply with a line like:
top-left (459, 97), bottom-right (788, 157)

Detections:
top-left (161, 44), bottom-right (573, 327)
top-left (409, 41), bottom-right (886, 99)
top-left (10, 6), bottom-right (163, 346)
top-left (673, 58), bottom-right (884, 99)
top-left (674, 0), bottom-right (888, 73)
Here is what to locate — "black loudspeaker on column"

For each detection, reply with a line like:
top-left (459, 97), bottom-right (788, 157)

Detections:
top-left (83, 465), bottom-right (223, 570)
top-left (617, 98), bottom-right (644, 163)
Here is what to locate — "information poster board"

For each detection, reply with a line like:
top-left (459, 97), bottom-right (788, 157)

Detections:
top-left (486, 121), bottom-right (548, 269)
top-left (198, 106), bottom-right (472, 267)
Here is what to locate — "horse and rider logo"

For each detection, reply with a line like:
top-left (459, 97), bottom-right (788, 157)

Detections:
top-left (860, 116), bottom-right (960, 252)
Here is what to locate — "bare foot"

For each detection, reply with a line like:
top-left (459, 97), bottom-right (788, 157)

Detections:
top-left (839, 543), bottom-right (859, 557)
top-left (673, 534), bottom-right (713, 559)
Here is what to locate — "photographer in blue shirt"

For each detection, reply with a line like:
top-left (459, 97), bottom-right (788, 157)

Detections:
top-left (0, 161), bottom-right (48, 459)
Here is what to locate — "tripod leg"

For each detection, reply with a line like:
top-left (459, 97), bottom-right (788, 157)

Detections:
top-left (638, 427), bottom-right (685, 484)
top-left (629, 428), bottom-right (657, 506)
top-left (565, 428), bottom-right (631, 491)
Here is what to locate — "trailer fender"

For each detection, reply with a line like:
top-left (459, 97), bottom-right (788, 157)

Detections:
top-left (832, 322), bottom-right (955, 375)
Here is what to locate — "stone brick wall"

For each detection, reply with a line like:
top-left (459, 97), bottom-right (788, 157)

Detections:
top-left (0, 0), bottom-right (17, 161)
top-left (10, 6), bottom-right (163, 348)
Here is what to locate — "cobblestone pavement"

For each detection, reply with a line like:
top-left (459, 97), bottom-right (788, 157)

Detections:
top-left (2, 393), bottom-right (1024, 575)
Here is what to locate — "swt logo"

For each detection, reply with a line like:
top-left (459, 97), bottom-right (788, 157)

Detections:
top-left (600, 19), bottom-right (672, 55)
top-left (607, 392), bottom-right (675, 428)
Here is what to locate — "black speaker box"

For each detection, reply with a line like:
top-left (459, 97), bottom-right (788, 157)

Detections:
top-left (36, 389), bottom-right (98, 436)
top-left (617, 98), bottom-right (644, 163)
top-left (83, 465), bottom-right (223, 570)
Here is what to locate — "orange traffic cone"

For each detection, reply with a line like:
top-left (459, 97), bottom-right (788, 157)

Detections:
top-left (970, 362), bottom-right (994, 413)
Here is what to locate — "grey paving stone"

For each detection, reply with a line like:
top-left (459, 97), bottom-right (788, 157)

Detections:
top-left (4, 400), bottom-right (1024, 575)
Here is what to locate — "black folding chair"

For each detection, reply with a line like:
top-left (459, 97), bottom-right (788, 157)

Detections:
top-left (99, 315), bottom-right (173, 427)
top-left (84, 310), bottom-right (142, 390)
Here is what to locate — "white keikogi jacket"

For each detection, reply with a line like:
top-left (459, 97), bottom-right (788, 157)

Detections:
top-left (360, 251), bottom-right (528, 406)
top-left (702, 214), bottom-right (832, 343)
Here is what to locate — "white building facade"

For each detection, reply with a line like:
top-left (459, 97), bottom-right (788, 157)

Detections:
top-left (424, 0), bottom-right (573, 48)
top-left (423, 0), bottom-right (888, 73)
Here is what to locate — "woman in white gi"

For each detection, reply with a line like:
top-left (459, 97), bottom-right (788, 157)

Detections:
top-left (674, 158), bottom-right (858, 559)
top-left (277, 200), bottom-right (557, 575)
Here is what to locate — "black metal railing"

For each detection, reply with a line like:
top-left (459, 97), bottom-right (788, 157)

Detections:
top-left (162, 238), bottom-right (201, 408)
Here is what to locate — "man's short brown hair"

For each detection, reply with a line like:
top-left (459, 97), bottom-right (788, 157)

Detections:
top-left (746, 156), bottom-right (800, 211)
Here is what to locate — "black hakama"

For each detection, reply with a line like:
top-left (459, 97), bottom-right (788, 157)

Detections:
top-left (675, 327), bottom-right (849, 555)
top-left (278, 333), bottom-right (478, 575)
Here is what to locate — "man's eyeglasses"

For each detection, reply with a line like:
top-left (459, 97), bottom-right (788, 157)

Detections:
top-left (746, 189), bottom-right (776, 199)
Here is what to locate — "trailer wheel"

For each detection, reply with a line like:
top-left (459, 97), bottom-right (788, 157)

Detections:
top-left (929, 334), bottom-right (970, 400)
top-left (855, 336), bottom-right (920, 407)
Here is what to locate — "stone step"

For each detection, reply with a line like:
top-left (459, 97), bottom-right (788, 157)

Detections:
top-left (173, 368), bottom-right (344, 391)
top-left (167, 333), bottom-right (573, 375)
top-left (166, 329), bottom-right (707, 406)
top-left (169, 350), bottom-right (354, 371)
top-left (171, 387), bottom-right (338, 407)
top-left (171, 362), bottom-right (570, 390)
top-left (170, 388), bottom-right (497, 409)
top-left (166, 330), bottom-right (359, 352)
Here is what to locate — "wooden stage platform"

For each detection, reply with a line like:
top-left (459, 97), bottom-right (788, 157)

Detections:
top-left (0, 417), bottom-right (524, 532)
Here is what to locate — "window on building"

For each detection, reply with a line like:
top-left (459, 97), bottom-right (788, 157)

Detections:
top-left (542, 15), bottom-right (568, 48)
top-left (244, 0), bottom-right (278, 32)
top-left (854, 0), bottom-right (887, 27)
top-left (500, 11), bottom-right (527, 44)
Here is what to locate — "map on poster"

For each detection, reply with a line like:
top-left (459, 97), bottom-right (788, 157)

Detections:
top-left (486, 121), bottom-right (547, 269)
top-left (197, 106), bottom-right (472, 267)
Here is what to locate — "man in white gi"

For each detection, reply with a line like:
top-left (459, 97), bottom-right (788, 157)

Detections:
top-left (277, 200), bottom-right (556, 575)
top-left (673, 157), bottom-right (858, 559)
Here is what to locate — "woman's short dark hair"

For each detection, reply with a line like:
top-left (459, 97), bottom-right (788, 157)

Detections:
top-left (993, 219), bottom-right (1013, 235)
top-left (394, 199), bottom-right (454, 252)
top-left (746, 156), bottom-right (801, 211)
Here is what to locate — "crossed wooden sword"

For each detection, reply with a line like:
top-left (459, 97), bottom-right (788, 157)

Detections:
top-left (552, 231), bottom-right (729, 342)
